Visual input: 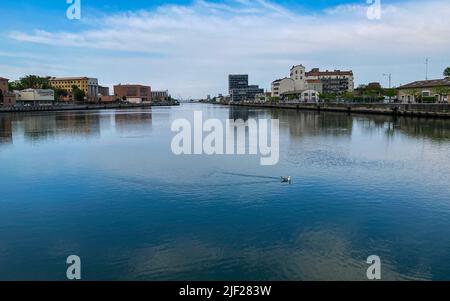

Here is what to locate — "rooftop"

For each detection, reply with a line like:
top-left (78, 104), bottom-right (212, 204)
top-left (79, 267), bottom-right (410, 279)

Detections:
top-left (398, 78), bottom-right (450, 89)
top-left (49, 77), bottom-right (94, 81)
top-left (290, 64), bottom-right (305, 70)
top-left (306, 69), bottom-right (353, 76)
top-left (272, 77), bottom-right (293, 83)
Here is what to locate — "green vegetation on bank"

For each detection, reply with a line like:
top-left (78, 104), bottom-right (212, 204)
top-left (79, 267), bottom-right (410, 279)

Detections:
top-left (8, 75), bottom-right (70, 101)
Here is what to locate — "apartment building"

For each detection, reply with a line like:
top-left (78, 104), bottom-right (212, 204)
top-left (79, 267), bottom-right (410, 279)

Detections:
top-left (49, 77), bottom-right (99, 102)
top-left (305, 68), bottom-right (354, 95)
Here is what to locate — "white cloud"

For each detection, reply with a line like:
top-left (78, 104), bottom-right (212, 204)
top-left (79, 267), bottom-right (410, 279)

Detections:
top-left (5, 0), bottom-right (450, 98)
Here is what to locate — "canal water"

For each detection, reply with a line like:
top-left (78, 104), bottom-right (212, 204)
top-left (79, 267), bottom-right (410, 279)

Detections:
top-left (0, 103), bottom-right (449, 280)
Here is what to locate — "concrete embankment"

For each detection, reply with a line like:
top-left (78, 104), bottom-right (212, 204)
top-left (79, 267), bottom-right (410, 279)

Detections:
top-left (0, 102), bottom-right (179, 114)
top-left (228, 102), bottom-right (450, 119)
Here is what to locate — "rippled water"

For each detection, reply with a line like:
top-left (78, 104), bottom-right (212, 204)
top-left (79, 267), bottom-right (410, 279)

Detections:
top-left (0, 103), bottom-right (449, 280)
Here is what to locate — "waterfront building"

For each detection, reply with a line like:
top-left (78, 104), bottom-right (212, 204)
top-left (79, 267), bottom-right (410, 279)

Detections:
top-left (0, 77), bottom-right (16, 106)
top-left (397, 78), bottom-right (450, 103)
top-left (49, 77), bottom-right (99, 102)
top-left (300, 89), bottom-right (320, 103)
top-left (114, 84), bottom-right (152, 104)
top-left (290, 65), bottom-right (308, 91)
top-left (272, 65), bottom-right (353, 99)
top-left (305, 68), bottom-right (354, 95)
top-left (228, 74), bottom-right (248, 94)
top-left (271, 78), bottom-right (295, 97)
top-left (228, 74), bottom-right (264, 102)
top-left (16, 89), bottom-right (55, 106)
top-left (98, 86), bottom-right (110, 97)
top-left (280, 89), bottom-right (319, 103)
top-left (151, 90), bottom-right (169, 102)
top-left (306, 79), bottom-right (323, 94)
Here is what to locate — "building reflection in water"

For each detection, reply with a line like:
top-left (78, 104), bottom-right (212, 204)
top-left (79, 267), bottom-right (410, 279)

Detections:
top-left (114, 110), bottom-right (153, 134)
top-left (228, 106), bottom-right (450, 142)
top-left (356, 114), bottom-right (450, 142)
top-left (0, 114), bottom-right (13, 145)
top-left (21, 112), bottom-right (102, 141)
top-left (0, 111), bottom-right (105, 145)
top-left (0, 108), bottom-right (449, 149)
top-left (230, 107), bottom-right (353, 139)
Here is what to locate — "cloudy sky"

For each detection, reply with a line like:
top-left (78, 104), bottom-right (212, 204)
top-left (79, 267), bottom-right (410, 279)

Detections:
top-left (0, 0), bottom-right (449, 99)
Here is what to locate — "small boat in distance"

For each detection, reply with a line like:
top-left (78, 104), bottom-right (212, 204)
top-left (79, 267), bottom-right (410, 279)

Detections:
top-left (281, 176), bottom-right (292, 184)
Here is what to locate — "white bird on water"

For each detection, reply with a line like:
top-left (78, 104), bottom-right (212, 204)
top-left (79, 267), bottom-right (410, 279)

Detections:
top-left (281, 176), bottom-right (292, 184)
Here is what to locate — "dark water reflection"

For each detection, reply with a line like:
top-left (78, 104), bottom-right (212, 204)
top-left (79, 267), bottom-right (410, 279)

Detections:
top-left (0, 104), bottom-right (449, 280)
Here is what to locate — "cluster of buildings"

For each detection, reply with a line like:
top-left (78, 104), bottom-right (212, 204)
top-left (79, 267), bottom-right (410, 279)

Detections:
top-left (271, 65), bottom-right (354, 102)
top-left (228, 74), bottom-right (264, 102)
top-left (0, 76), bottom-right (171, 107)
top-left (221, 64), bottom-right (354, 104)
top-left (222, 63), bottom-right (450, 104)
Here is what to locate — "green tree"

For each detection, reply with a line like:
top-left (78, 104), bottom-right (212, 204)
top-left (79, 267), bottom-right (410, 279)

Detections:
top-left (342, 92), bottom-right (354, 102)
top-left (434, 86), bottom-right (450, 103)
top-left (383, 88), bottom-right (396, 98)
top-left (383, 88), bottom-right (397, 103)
top-left (405, 89), bottom-right (421, 103)
top-left (444, 67), bottom-right (450, 77)
top-left (54, 88), bottom-right (68, 101)
top-left (17, 75), bottom-right (51, 89)
top-left (72, 85), bottom-right (86, 103)
top-left (270, 96), bottom-right (280, 103)
top-left (319, 93), bottom-right (336, 102)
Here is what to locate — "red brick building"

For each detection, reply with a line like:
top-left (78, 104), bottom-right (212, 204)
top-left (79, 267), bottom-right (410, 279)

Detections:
top-left (0, 77), bottom-right (16, 106)
top-left (114, 84), bottom-right (152, 103)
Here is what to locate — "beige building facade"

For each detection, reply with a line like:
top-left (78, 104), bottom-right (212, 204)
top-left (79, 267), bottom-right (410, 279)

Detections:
top-left (290, 65), bottom-right (308, 91)
top-left (271, 78), bottom-right (295, 97)
top-left (50, 77), bottom-right (99, 102)
top-left (397, 78), bottom-right (450, 103)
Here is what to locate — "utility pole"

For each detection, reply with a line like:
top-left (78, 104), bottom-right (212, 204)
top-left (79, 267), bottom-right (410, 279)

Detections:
top-left (383, 73), bottom-right (392, 103)
top-left (383, 73), bottom-right (392, 89)
top-left (425, 58), bottom-right (429, 80)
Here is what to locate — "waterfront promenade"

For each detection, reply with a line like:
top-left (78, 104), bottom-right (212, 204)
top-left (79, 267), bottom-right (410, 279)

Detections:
top-left (0, 102), bottom-right (179, 113)
top-left (226, 102), bottom-right (450, 119)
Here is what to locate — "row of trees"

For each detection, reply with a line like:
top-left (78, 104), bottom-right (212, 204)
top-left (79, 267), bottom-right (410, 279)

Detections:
top-left (9, 75), bottom-right (86, 102)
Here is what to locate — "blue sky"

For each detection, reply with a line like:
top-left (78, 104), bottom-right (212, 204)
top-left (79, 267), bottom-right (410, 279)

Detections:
top-left (1, 0), bottom-right (449, 98)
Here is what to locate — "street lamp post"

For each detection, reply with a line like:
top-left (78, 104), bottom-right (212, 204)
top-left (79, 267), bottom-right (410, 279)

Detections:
top-left (383, 73), bottom-right (392, 103)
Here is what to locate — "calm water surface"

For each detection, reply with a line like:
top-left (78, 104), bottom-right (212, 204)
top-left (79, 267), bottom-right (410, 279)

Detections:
top-left (0, 103), bottom-right (449, 280)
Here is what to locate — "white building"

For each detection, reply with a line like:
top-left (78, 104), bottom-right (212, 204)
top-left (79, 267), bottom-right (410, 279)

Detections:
top-left (16, 89), bottom-right (55, 105)
top-left (272, 64), bottom-right (318, 99)
top-left (271, 78), bottom-right (295, 97)
top-left (290, 65), bottom-right (308, 91)
top-left (300, 90), bottom-right (320, 103)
